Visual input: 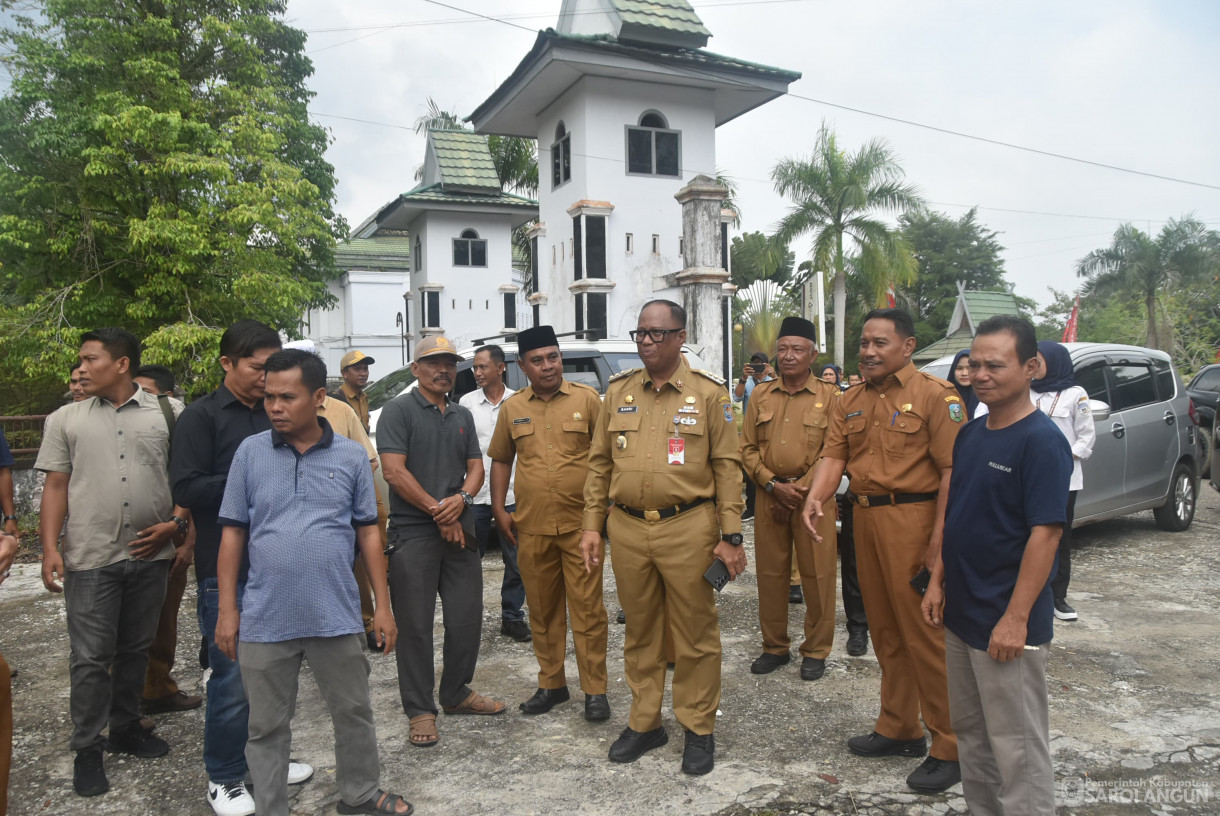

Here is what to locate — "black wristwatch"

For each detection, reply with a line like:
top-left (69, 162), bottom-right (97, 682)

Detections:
top-left (459, 490), bottom-right (475, 507)
top-left (721, 533), bottom-right (743, 547)
top-left (170, 515), bottom-right (189, 536)
top-left (1, 514), bottom-right (17, 524)
top-left (763, 479), bottom-right (777, 494)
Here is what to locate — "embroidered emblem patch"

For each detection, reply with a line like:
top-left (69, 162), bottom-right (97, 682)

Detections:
top-left (945, 395), bottom-right (961, 403)
top-left (948, 403), bottom-right (964, 423)
top-left (723, 404), bottom-right (734, 422)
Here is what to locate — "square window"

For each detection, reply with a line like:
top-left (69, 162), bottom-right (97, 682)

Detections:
top-left (652, 234), bottom-right (660, 254)
top-left (626, 233), bottom-right (634, 253)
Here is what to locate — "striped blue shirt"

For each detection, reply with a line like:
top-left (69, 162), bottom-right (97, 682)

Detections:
top-left (219, 418), bottom-right (378, 642)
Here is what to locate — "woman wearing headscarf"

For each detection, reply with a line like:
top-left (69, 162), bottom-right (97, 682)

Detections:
top-left (1031, 340), bottom-right (1095, 622)
top-left (948, 350), bottom-right (979, 419)
top-left (820, 363), bottom-right (845, 391)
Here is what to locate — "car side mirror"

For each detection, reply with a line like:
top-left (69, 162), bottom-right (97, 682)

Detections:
top-left (1089, 399), bottom-right (1111, 421)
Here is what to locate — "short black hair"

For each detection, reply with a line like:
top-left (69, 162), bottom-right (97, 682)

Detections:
top-left (219, 319), bottom-right (281, 361)
top-left (475, 344), bottom-right (505, 366)
top-left (750, 352), bottom-right (769, 363)
top-left (862, 308), bottom-right (916, 340)
top-left (80, 327), bottom-right (141, 372)
top-left (974, 315), bottom-right (1038, 364)
top-left (136, 364), bottom-right (175, 394)
top-left (641, 299), bottom-right (687, 329)
top-left (263, 348), bottom-right (327, 393)
top-left (70, 360), bottom-right (82, 375)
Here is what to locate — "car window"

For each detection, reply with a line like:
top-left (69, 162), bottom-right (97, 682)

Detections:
top-left (563, 355), bottom-right (603, 391)
top-left (1151, 359), bottom-right (1176, 401)
top-left (1076, 362), bottom-right (1110, 404)
top-left (452, 362), bottom-right (477, 402)
top-left (603, 352), bottom-right (645, 373)
top-left (1110, 363), bottom-right (1158, 411)
top-left (1191, 367), bottom-right (1220, 392)
top-left (366, 366), bottom-right (418, 412)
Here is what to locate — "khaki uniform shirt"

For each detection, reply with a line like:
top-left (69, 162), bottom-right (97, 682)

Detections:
top-left (742, 375), bottom-right (840, 487)
top-left (822, 362), bottom-right (963, 495)
top-left (338, 382), bottom-right (370, 432)
top-left (583, 356), bottom-right (743, 534)
top-left (487, 379), bottom-right (600, 535)
top-left (35, 387), bottom-right (181, 571)
top-left (319, 396), bottom-right (376, 461)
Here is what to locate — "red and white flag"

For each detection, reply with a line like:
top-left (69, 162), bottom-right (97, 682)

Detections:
top-left (886, 284), bottom-right (896, 309)
top-left (1062, 295), bottom-right (1080, 343)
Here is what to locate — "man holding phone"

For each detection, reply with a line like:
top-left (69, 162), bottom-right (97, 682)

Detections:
top-left (581, 300), bottom-right (744, 776)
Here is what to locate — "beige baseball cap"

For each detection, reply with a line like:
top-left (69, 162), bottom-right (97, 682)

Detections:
top-left (414, 335), bottom-right (461, 362)
top-left (340, 349), bottom-right (374, 369)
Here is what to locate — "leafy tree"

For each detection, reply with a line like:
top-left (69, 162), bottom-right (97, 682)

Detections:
top-left (772, 124), bottom-right (923, 367)
top-left (1076, 216), bottom-right (1218, 351)
top-left (729, 232), bottom-right (794, 290)
top-left (0, 0), bottom-right (345, 408)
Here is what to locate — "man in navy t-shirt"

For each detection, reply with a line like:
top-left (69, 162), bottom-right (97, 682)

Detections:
top-left (922, 315), bottom-right (1071, 816)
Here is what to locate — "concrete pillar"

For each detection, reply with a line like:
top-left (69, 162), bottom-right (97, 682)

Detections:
top-left (675, 175), bottom-right (730, 380)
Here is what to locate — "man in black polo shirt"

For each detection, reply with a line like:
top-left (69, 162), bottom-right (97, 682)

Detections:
top-left (170, 320), bottom-right (312, 816)
top-left (378, 335), bottom-right (505, 750)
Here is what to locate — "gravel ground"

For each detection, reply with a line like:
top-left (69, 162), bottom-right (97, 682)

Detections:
top-left (3, 486), bottom-right (1219, 815)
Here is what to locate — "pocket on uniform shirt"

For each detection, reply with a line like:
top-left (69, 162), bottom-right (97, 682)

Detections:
top-left (607, 413), bottom-right (640, 459)
top-left (509, 421), bottom-right (536, 456)
top-left (754, 410), bottom-right (775, 444)
top-left (560, 419), bottom-right (590, 454)
top-left (803, 411), bottom-right (829, 451)
top-left (882, 414), bottom-right (924, 458)
top-left (135, 430), bottom-right (169, 465)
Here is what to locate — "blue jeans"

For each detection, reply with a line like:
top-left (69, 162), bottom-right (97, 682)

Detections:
top-left (472, 504), bottom-right (525, 622)
top-left (197, 577), bottom-right (249, 784)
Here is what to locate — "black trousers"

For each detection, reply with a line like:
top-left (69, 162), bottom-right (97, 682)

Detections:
top-left (836, 496), bottom-right (868, 635)
top-left (1051, 491), bottom-right (1078, 601)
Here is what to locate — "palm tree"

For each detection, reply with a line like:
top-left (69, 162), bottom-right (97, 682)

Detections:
top-left (737, 280), bottom-right (799, 357)
top-left (1076, 216), bottom-right (1218, 351)
top-left (411, 98), bottom-right (538, 195)
top-left (772, 124), bottom-right (923, 367)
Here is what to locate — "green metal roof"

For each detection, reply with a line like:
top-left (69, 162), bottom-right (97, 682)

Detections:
top-left (430, 129), bottom-right (502, 193)
top-left (611, 0), bottom-right (710, 39)
top-left (334, 235), bottom-right (411, 269)
top-left (398, 183), bottom-right (538, 209)
top-left (915, 327), bottom-right (974, 362)
top-left (963, 290), bottom-right (1021, 326)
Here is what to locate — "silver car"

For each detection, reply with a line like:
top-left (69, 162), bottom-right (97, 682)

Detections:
top-left (922, 343), bottom-right (1201, 532)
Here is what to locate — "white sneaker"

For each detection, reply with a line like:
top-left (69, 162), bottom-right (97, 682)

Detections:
top-left (208, 781), bottom-right (255, 816)
top-left (287, 761), bottom-right (314, 785)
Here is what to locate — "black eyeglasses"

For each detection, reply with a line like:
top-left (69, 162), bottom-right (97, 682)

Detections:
top-left (629, 328), bottom-right (682, 343)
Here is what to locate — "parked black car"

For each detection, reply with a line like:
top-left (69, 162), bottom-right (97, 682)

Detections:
top-left (1186, 363), bottom-right (1220, 477)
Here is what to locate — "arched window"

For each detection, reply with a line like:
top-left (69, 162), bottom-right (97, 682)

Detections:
top-left (552, 120), bottom-right (571, 189)
top-left (453, 228), bottom-right (487, 267)
top-left (626, 110), bottom-right (679, 177)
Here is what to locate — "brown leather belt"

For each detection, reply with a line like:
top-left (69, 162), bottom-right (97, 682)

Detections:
top-left (846, 491), bottom-right (937, 508)
top-left (616, 497), bottom-right (710, 522)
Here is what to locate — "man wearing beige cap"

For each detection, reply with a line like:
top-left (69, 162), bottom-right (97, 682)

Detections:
top-left (378, 335), bottom-right (505, 748)
top-left (333, 350), bottom-right (374, 432)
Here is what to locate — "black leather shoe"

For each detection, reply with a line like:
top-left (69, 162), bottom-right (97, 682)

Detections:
top-left (608, 726), bottom-right (668, 763)
top-left (366, 630), bottom-right (385, 653)
top-left (106, 726), bottom-right (169, 758)
top-left (750, 652), bottom-right (791, 674)
top-left (584, 694), bottom-right (610, 721)
top-left (519, 686), bottom-right (570, 715)
top-left (788, 585), bottom-right (803, 604)
top-left (616, 608), bottom-right (626, 624)
top-left (800, 657), bottom-right (826, 681)
top-left (846, 629), bottom-right (869, 656)
top-left (501, 620), bottom-right (532, 642)
top-left (907, 757), bottom-right (962, 794)
top-left (73, 748), bottom-right (109, 797)
top-left (681, 730), bottom-right (715, 775)
top-left (847, 731), bottom-right (927, 758)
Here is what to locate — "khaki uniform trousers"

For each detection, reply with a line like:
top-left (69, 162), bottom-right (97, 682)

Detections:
top-left (755, 491), bottom-right (837, 659)
top-left (142, 564), bottom-right (189, 699)
top-left (855, 502), bottom-right (957, 760)
top-left (516, 530), bottom-right (608, 693)
top-left (354, 491), bottom-right (389, 632)
top-left (607, 502), bottom-right (720, 736)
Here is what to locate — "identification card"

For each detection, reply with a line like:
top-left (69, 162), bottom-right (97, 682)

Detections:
top-left (667, 437), bottom-right (685, 465)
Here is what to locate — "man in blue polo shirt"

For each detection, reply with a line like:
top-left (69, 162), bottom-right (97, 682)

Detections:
top-left (214, 349), bottom-right (410, 816)
top-left (922, 315), bottom-right (1071, 816)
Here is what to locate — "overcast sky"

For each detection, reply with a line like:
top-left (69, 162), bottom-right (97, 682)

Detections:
top-left (287, 0), bottom-right (1219, 310)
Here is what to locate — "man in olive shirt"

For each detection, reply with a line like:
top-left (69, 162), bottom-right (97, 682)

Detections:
top-left (802, 308), bottom-right (964, 794)
top-left (488, 326), bottom-right (610, 721)
top-left (333, 349), bottom-right (373, 432)
top-left (741, 317), bottom-right (840, 681)
top-left (581, 300), bottom-right (745, 776)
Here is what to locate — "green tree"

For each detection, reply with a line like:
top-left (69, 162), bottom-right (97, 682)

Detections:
top-left (0, 0), bottom-right (345, 408)
top-left (772, 124), bottom-right (923, 367)
top-left (1076, 216), bottom-right (1218, 352)
top-left (729, 231), bottom-right (794, 290)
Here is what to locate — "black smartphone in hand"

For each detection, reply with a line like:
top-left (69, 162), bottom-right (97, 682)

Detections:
top-left (910, 567), bottom-right (931, 595)
top-left (704, 558), bottom-right (731, 592)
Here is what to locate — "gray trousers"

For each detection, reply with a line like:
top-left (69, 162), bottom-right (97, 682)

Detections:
top-left (64, 558), bottom-right (169, 751)
top-left (387, 526), bottom-right (483, 718)
top-left (239, 635), bottom-right (379, 816)
top-left (945, 628), bottom-right (1055, 816)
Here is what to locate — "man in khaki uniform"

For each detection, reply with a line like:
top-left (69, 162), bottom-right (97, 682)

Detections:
top-left (802, 308), bottom-right (964, 794)
top-left (581, 300), bottom-right (745, 776)
top-left (487, 326), bottom-right (610, 722)
top-left (332, 350), bottom-right (373, 432)
top-left (741, 317), bottom-right (839, 681)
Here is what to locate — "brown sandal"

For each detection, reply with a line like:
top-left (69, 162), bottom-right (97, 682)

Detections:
top-left (408, 714), bottom-right (438, 747)
top-left (442, 691), bottom-right (506, 715)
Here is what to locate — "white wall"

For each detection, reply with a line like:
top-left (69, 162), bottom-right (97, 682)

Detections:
top-left (533, 76), bottom-right (718, 338)
top-left (305, 269), bottom-right (409, 381)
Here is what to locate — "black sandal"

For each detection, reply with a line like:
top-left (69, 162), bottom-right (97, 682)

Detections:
top-left (337, 789), bottom-right (413, 815)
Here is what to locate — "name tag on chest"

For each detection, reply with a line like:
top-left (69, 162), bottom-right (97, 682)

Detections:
top-left (617, 406), bottom-right (638, 413)
top-left (668, 438), bottom-right (685, 465)
top-left (513, 417), bottom-right (531, 425)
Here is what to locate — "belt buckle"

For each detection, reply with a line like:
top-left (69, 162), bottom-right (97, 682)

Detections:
top-left (644, 509), bottom-right (661, 522)
top-left (857, 495), bottom-right (869, 508)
